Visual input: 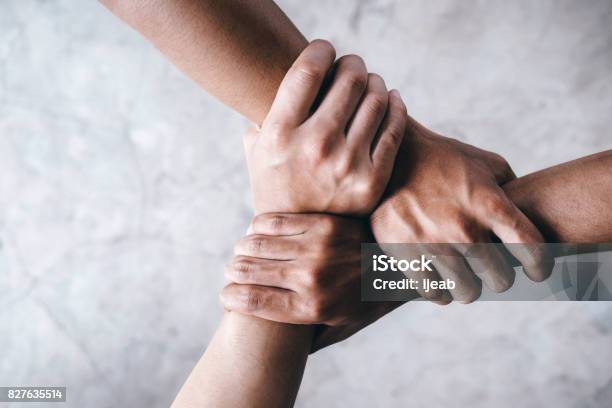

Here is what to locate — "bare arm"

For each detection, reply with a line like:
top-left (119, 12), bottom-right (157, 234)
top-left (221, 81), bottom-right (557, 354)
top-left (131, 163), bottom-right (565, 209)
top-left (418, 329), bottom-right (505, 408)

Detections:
top-left (101, 0), bottom-right (564, 301)
top-left (504, 149), bottom-right (612, 243)
top-left (171, 38), bottom-right (407, 407)
top-left (221, 149), bottom-right (612, 351)
top-left (99, 0), bottom-right (306, 123)
top-left (101, 0), bottom-right (612, 402)
top-left (171, 313), bottom-right (310, 408)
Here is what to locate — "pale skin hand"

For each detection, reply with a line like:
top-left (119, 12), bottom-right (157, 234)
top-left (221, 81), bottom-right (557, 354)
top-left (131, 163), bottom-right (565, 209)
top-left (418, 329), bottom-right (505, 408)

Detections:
top-left (98, 0), bottom-right (612, 399)
top-left (246, 40), bottom-right (406, 215)
top-left (223, 213), bottom-right (370, 320)
top-left (169, 40), bottom-right (405, 407)
top-left (100, 0), bottom-right (552, 303)
top-left (221, 150), bottom-right (612, 351)
top-left (221, 212), bottom-right (398, 352)
top-left (171, 313), bottom-right (310, 408)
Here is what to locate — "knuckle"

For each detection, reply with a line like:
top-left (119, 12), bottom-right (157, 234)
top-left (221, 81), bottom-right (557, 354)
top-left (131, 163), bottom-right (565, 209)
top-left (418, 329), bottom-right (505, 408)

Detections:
top-left (337, 55), bottom-right (367, 89)
top-left (262, 121), bottom-right (291, 148)
top-left (255, 213), bottom-right (288, 232)
top-left (480, 192), bottom-right (508, 216)
top-left (368, 72), bottom-right (384, 84)
top-left (231, 256), bottom-right (254, 277)
top-left (492, 275), bottom-right (514, 293)
top-left (385, 122), bottom-right (405, 147)
top-left (364, 93), bottom-right (388, 117)
top-left (245, 236), bottom-right (266, 253)
top-left (490, 152), bottom-right (509, 167)
top-left (245, 289), bottom-right (264, 312)
top-left (292, 62), bottom-right (325, 87)
top-left (343, 70), bottom-right (367, 92)
top-left (306, 298), bottom-right (329, 323)
top-left (310, 38), bottom-right (335, 53)
top-left (489, 152), bottom-right (513, 173)
top-left (524, 245), bottom-right (546, 267)
top-left (524, 246), bottom-right (554, 282)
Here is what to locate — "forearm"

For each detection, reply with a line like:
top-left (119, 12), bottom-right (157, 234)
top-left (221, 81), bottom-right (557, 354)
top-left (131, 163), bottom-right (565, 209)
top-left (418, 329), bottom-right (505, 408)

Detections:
top-left (99, 0), bottom-right (307, 123)
top-left (102, 0), bottom-right (612, 243)
top-left (503, 149), bottom-right (612, 243)
top-left (172, 312), bottom-right (312, 408)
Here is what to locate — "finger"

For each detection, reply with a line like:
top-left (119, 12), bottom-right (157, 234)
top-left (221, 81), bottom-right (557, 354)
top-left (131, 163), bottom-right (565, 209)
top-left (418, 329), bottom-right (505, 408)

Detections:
top-left (310, 54), bottom-right (368, 132)
top-left (380, 244), bottom-right (452, 305)
top-left (249, 213), bottom-right (314, 236)
top-left (234, 234), bottom-right (301, 260)
top-left (434, 249), bottom-right (482, 303)
top-left (220, 284), bottom-right (304, 324)
top-left (492, 159), bottom-right (516, 184)
top-left (487, 152), bottom-right (517, 184)
top-left (459, 242), bottom-right (516, 293)
top-left (225, 256), bottom-right (296, 290)
top-left (265, 39), bottom-right (336, 127)
top-left (484, 191), bottom-right (555, 282)
top-left (346, 73), bottom-right (388, 148)
top-left (457, 144), bottom-right (517, 184)
top-left (372, 90), bottom-right (407, 173)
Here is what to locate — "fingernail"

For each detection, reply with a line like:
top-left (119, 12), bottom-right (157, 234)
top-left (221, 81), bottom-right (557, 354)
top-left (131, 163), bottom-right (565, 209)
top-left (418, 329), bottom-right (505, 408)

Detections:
top-left (390, 89), bottom-right (401, 98)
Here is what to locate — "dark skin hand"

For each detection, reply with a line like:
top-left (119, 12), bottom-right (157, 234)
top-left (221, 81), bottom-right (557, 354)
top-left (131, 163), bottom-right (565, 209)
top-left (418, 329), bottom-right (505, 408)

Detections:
top-left (100, 0), bottom-right (554, 302)
top-left (223, 150), bottom-right (612, 352)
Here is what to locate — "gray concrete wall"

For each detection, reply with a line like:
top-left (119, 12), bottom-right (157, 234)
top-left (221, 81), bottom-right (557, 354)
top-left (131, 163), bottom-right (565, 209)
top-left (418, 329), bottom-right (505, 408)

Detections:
top-left (1, 1), bottom-right (611, 407)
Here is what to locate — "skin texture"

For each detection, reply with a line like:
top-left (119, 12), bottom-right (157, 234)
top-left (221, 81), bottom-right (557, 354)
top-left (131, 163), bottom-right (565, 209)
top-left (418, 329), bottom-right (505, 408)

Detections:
top-left (100, 0), bottom-right (552, 299)
top-left (171, 41), bottom-right (405, 407)
top-left (223, 149), bottom-right (612, 351)
top-left (171, 313), bottom-right (310, 408)
top-left (246, 42), bottom-right (406, 215)
top-left (100, 0), bottom-right (306, 122)
top-left (370, 115), bottom-right (554, 303)
top-left (99, 0), bottom-right (612, 405)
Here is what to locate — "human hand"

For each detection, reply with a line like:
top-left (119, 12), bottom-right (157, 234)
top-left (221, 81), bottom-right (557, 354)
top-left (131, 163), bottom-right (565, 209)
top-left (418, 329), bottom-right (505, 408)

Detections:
top-left (220, 213), bottom-right (399, 352)
top-left (370, 115), bottom-right (554, 303)
top-left (245, 40), bottom-right (407, 215)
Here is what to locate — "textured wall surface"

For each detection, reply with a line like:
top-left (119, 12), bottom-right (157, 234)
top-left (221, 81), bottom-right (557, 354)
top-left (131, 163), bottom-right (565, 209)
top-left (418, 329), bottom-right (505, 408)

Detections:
top-left (1, 1), bottom-right (611, 407)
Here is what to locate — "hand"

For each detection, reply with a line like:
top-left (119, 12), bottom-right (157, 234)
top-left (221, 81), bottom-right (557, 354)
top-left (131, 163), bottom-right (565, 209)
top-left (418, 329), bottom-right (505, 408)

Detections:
top-left (220, 213), bottom-right (399, 352)
top-left (371, 116), bottom-right (554, 303)
top-left (245, 40), bottom-right (407, 215)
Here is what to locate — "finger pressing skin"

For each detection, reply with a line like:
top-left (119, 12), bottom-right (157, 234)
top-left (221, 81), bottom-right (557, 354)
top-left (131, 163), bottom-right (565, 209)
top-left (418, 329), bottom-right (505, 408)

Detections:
top-left (483, 189), bottom-right (555, 282)
top-left (311, 54), bottom-right (368, 132)
top-left (460, 243), bottom-right (516, 293)
top-left (225, 256), bottom-right (295, 290)
top-left (380, 244), bottom-right (451, 305)
top-left (434, 250), bottom-right (482, 303)
top-left (346, 73), bottom-right (388, 149)
top-left (234, 234), bottom-right (301, 260)
top-left (265, 39), bottom-right (336, 128)
top-left (372, 90), bottom-right (407, 175)
top-left (249, 213), bottom-right (314, 236)
top-left (220, 283), bottom-right (304, 324)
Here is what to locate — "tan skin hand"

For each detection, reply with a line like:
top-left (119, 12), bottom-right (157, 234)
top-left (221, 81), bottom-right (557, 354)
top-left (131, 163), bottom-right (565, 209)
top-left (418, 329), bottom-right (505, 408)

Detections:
top-left (370, 116), bottom-right (554, 303)
top-left (101, 0), bottom-right (552, 306)
top-left (246, 40), bottom-right (407, 216)
top-left (221, 213), bottom-right (394, 352)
